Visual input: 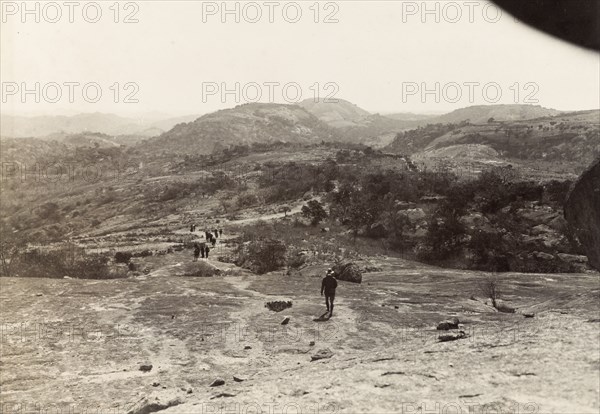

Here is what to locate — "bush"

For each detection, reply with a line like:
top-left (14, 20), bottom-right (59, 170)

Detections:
top-left (236, 238), bottom-right (287, 274)
top-left (10, 246), bottom-right (124, 279)
top-left (115, 251), bottom-right (132, 264)
top-left (301, 200), bottom-right (328, 226)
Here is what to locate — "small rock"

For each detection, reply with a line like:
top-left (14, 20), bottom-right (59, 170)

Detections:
top-left (394, 306), bottom-right (399, 309)
top-left (438, 330), bottom-right (467, 342)
top-left (210, 379), bottom-right (225, 387)
top-left (311, 348), bottom-right (334, 362)
top-left (187, 388), bottom-right (193, 394)
top-left (309, 341), bottom-right (315, 346)
top-left (152, 382), bottom-right (160, 387)
top-left (281, 316), bottom-right (291, 325)
top-left (139, 364), bottom-right (153, 372)
top-left (436, 318), bottom-right (460, 330)
top-left (233, 376), bottom-right (244, 382)
top-left (210, 392), bottom-right (235, 399)
top-left (523, 312), bottom-right (535, 318)
top-left (244, 345), bottom-right (252, 350)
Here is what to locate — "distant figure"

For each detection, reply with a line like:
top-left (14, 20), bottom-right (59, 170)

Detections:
top-left (190, 224), bottom-right (195, 233)
top-left (205, 231), bottom-right (210, 240)
top-left (321, 268), bottom-right (338, 316)
top-left (211, 236), bottom-right (216, 247)
top-left (199, 242), bottom-right (206, 258)
top-left (205, 245), bottom-right (210, 258)
top-left (219, 229), bottom-right (223, 237)
top-left (193, 243), bottom-right (200, 261)
top-left (213, 229), bottom-right (219, 239)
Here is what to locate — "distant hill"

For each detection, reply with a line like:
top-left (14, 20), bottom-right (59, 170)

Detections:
top-left (432, 104), bottom-right (561, 124)
top-left (384, 113), bottom-right (438, 122)
top-left (298, 98), bottom-right (371, 128)
top-left (0, 113), bottom-right (201, 138)
top-left (385, 110), bottom-right (600, 166)
top-left (299, 99), bottom-right (429, 147)
top-left (143, 103), bottom-right (341, 155)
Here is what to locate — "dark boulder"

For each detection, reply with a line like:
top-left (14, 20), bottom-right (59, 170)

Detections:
top-left (332, 262), bottom-right (362, 284)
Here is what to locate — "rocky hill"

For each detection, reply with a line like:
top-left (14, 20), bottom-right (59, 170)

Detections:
top-left (143, 103), bottom-right (341, 155)
top-left (386, 110), bottom-right (600, 166)
top-left (0, 113), bottom-right (200, 139)
top-left (432, 104), bottom-right (561, 124)
top-left (298, 98), bottom-right (371, 128)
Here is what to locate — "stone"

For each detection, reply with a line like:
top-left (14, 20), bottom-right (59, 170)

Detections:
top-left (233, 376), bottom-right (245, 382)
top-left (127, 396), bottom-right (182, 414)
top-left (332, 262), bottom-right (362, 284)
top-left (321, 227), bottom-right (330, 233)
top-left (266, 300), bottom-right (293, 312)
top-left (244, 346), bottom-right (252, 350)
top-left (281, 316), bottom-right (291, 325)
top-left (436, 317), bottom-right (460, 330)
top-left (438, 330), bottom-right (467, 342)
top-left (311, 348), bottom-right (334, 362)
top-left (209, 379), bottom-right (225, 387)
top-left (523, 312), bottom-right (535, 318)
top-left (139, 364), bottom-right (153, 372)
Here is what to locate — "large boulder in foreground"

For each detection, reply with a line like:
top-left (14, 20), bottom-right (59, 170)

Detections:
top-left (332, 262), bottom-right (362, 284)
top-left (564, 158), bottom-right (600, 271)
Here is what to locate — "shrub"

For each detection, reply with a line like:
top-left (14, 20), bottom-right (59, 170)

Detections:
top-left (301, 200), bottom-right (328, 226)
top-left (10, 246), bottom-right (123, 279)
top-left (236, 238), bottom-right (287, 274)
top-left (115, 251), bottom-right (132, 264)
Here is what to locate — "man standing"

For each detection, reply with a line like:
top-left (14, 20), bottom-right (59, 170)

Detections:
top-left (321, 268), bottom-right (338, 316)
top-left (193, 243), bottom-right (200, 261)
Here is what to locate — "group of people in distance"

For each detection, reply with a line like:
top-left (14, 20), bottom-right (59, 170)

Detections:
top-left (191, 226), bottom-right (224, 261)
top-left (190, 222), bottom-right (340, 317)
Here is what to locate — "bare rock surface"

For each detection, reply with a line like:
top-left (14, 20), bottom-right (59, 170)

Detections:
top-left (1, 251), bottom-right (599, 413)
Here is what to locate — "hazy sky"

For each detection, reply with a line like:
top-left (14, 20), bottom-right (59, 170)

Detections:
top-left (1, 0), bottom-right (599, 117)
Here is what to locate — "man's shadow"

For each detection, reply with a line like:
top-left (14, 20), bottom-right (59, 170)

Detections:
top-left (313, 312), bottom-right (331, 322)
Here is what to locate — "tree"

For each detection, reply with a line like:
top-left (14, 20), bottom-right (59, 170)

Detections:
top-left (280, 205), bottom-right (291, 217)
top-left (301, 200), bottom-right (328, 226)
top-left (478, 273), bottom-right (501, 309)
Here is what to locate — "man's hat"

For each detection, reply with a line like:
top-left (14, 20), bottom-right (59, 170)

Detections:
top-left (326, 268), bottom-right (334, 275)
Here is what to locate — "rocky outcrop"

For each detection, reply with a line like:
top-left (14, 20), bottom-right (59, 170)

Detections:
top-left (564, 158), bottom-right (600, 271)
top-left (332, 262), bottom-right (363, 284)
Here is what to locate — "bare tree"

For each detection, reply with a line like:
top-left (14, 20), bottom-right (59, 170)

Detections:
top-left (478, 272), bottom-right (501, 309)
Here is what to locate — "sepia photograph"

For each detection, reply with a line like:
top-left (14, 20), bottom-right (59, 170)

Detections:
top-left (0, 1), bottom-right (599, 413)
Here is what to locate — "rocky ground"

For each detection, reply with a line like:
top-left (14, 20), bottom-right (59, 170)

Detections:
top-left (1, 226), bottom-right (599, 414)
